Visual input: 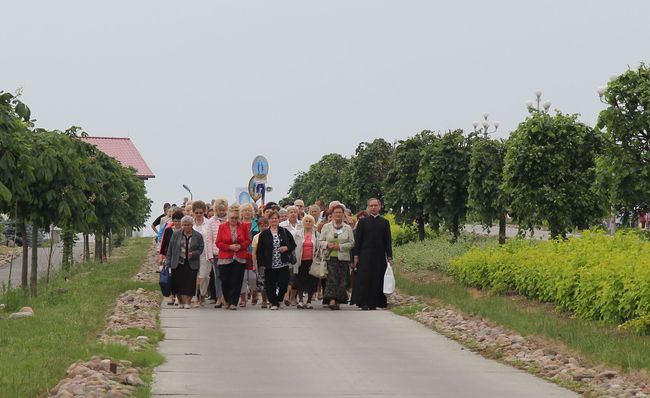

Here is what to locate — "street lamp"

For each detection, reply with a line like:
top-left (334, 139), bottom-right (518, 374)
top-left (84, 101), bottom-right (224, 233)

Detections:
top-left (472, 112), bottom-right (500, 137)
top-left (182, 184), bottom-right (193, 200)
top-left (526, 90), bottom-right (552, 113)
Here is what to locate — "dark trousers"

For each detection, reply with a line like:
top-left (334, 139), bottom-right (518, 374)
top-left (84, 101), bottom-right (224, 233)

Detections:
top-left (208, 267), bottom-right (217, 299)
top-left (219, 261), bottom-right (246, 306)
top-left (265, 266), bottom-right (290, 307)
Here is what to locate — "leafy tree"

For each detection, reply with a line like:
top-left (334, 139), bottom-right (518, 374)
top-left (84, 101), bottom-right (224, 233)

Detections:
top-left (595, 63), bottom-right (650, 225)
top-left (417, 130), bottom-right (471, 241)
top-left (384, 131), bottom-right (434, 240)
top-left (504, 110), bottom-right (603, 238)
top-left (284, 153), bottom-right (353, 206)
top-left (348, 138), bottom-right (393, 210)
top-left (468, 136), bottom-right (508, 243)
top-left (0, 92), bottom-right (36, 289)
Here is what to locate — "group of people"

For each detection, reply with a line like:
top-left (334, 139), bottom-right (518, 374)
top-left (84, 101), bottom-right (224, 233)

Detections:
top-left (151, 197), bottom-right (392, 311)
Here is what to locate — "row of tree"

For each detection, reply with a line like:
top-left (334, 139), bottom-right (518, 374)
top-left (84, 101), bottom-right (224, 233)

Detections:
top-left (0, 91), bottom-right (151, 296)
top-left (283, 63), bottom-right (650, 242)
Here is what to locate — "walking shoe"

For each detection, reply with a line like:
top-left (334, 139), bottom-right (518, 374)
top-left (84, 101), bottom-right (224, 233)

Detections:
top-left (270, 305), bottom-right (278, 310)
top-left (297, 302), bottom-right (305, 309)
top-left (184, 304), bottom-right (191, 309)
top-left (305, 303), bottom-right (313, 309)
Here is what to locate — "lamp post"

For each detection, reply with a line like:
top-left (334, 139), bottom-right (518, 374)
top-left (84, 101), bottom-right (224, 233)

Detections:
top-left (526, 90), bottom-right (552, 113)
top-left (182, 184), bottom-right (193, 201)
top-left (472, 112), bottom-right (500, 137)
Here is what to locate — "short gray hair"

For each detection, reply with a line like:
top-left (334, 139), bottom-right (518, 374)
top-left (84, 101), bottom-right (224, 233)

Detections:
top-left (181, 215), bottom-right (194, 225)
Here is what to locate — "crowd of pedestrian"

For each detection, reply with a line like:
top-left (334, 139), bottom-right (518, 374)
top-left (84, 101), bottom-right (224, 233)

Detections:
top-left (152, 197), bottom-right (393, 311)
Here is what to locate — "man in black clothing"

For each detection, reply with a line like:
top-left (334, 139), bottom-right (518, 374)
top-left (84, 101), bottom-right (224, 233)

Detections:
top-left (151, 203), bottom-right (171, 236)
top-left (351, 198), bottom-right (393, 310)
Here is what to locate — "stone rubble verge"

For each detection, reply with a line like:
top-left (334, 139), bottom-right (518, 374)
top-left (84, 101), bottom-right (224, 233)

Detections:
top-left (98, 288), bottom-right (160, 350)
top-left (49, 357), bottom-right (143, 398)
top-left (49, 243), bottom-right (161, 397)
top-left (389, 293), bottom-right (650, 398)
top-left (132, 242), bottom-right (160, 283)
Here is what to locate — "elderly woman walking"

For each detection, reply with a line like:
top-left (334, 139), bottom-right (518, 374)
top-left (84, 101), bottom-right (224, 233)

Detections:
top-left (165, 215), bottom-right (205, 309)
top-left (207, 198), bottom-right (228, 308)
top-left (239, 203), bottom-right (258, 307)
top-left (319, 204), bottom-right (355, 310)
top-left (160, 209), bottom-right (183, 305)
top-left (256, 210), bottom-right (296, 310)
top-left (294, 215), bottom-right (319, 309)
top-left (216, 205), bottom-right (251, 310)
top-left (191, 200), bottom-right (212, 306)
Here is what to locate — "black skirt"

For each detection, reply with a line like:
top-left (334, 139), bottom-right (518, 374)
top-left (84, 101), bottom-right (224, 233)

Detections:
top-left (324, 258), bottom-right (349, 303)
top-left (296, 260), bottom-right (318, 294)
top-left (171, 260), bottom-right (198, 296)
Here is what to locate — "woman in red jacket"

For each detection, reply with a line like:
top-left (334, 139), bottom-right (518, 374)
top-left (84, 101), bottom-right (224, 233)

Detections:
top-left (216, 207), bottom-right (252, 310)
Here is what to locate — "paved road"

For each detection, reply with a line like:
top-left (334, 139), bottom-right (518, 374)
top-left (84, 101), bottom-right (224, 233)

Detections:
top-left (0, 241), bottom-right (85, 287)
top-left (152, 305), bottom-right (577, 397)
top-left (465, 224), bottom-right (552, 240)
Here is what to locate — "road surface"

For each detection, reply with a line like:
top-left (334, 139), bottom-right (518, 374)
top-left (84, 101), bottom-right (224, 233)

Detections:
top-left (0, 241), bottom-right (85, 287)
top-left (152, 304), bottom-right (577, 397)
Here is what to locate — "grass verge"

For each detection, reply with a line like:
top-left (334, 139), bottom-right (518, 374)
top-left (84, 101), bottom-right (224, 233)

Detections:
top-left (393, 236), bottom-right (650, 372)
top-left (0, 237), bottom-right (163, 398)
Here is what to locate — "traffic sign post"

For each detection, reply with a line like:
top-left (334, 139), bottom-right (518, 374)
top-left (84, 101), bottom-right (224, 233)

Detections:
top-left (249, 155), bottom-right (270, 206)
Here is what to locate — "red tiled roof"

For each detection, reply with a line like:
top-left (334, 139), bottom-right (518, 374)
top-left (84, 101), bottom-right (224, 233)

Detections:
top-left (81, 136), bottom-right (155, 179)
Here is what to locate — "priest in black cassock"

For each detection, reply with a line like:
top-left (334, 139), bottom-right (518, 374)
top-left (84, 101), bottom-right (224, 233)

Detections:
top-left (351, 198), bottom-right (393, 310)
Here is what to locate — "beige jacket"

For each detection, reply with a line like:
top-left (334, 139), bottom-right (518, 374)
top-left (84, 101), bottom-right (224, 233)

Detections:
top-left (318, 222), bottom-right (355, 262)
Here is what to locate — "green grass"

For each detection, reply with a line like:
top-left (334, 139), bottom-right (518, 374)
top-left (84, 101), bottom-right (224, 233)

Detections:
top-left (394, 236), bottom-right (650, 372)
top-left (0, 237), bottom-right (162, 398)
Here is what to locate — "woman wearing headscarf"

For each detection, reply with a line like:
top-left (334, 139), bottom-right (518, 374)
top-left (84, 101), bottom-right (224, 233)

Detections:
top-left (216, 205), bottom-right (251, 310)
top-left (206, 198), bottom-right (228, 308)
top-left (319, 204), bottom-right (355, 310)
top-left (165, 215), bottom-right (205, 309)
top-left (256, 210), bottom-right (296, 310)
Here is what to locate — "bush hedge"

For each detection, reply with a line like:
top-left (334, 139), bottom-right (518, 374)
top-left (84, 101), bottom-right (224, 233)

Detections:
top-left (449, 231), bottom-right (650, 333)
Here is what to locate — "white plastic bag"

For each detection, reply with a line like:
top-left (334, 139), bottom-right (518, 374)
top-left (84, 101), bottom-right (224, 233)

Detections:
top-left (383, 262), bottom-right (395, 295)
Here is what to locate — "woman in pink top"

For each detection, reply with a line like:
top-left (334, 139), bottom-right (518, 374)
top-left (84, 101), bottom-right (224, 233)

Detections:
top-left (293, 215), bottom-right (319, 309)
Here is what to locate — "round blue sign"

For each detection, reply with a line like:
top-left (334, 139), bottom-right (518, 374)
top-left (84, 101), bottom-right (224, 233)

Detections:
top-left (252, 155), bottom-right (269, 177)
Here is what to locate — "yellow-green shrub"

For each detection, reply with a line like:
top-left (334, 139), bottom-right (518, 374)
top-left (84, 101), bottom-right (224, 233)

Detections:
top-left (449, 231), bottom-right (650, 332)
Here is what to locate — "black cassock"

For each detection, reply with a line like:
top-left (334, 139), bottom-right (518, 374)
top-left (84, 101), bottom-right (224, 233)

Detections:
top-left (351, 215), bottom-right (392, 309)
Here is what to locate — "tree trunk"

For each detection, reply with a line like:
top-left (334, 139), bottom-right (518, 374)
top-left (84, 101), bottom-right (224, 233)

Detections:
top-left (95, 235), bottom-right (101, 262)
top-left (108, 230), bottom-right (113, 257)
top-left (498, 212), bottom-right (507, 245)
top-left (102, 236), bottom-right (108, 262)
top-left (46, 228), bottom-right (55, 284)
top-left (61, 227), bottom-right (74, 270)
top-left (20, 222), bottom-right (28, 290)
top-left (30, 224), bottom-right (38, 296)
top-left (417, 217), bottom-right (426, 241)
top-left (84, 234), bottom-right (90, 262)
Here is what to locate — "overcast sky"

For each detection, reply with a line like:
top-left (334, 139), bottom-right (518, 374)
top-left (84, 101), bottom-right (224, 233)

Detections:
top-left (4, 1), bottom-right (649, 229)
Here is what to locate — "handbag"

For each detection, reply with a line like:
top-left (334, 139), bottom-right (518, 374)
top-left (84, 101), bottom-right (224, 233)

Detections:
top-left (159, 266), bottom-right (171, 297)
top-left (383, 262), bottom-right (395, 295)
top-left (289, 251), bottom-right (298, 265)
top-left (309, 246), bottom-right (328, 279)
